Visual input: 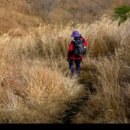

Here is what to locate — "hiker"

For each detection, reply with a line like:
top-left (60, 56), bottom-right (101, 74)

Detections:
top-left (67, 31), bottom-right (89, 76)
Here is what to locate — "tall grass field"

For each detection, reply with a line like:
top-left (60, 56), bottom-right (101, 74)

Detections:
top-left (0, 15), bottom-right (130, 123)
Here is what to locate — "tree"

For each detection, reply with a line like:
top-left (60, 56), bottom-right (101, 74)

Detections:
top-left (114, 5), bottom-right (130, 24)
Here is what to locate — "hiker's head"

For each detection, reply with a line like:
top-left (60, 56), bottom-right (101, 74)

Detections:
top-left (71, 31), bottom-right (81, 39)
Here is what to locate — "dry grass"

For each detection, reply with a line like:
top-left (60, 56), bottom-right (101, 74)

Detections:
top-left (86, 15), bottom-right (121, 57)
top-left (0, 0), bottom-right (42, 34)
top-left (0, 53), bottom-right (83, 123)
top-left (0, 28), bottom-right (83, 123)
top-left (0, 16), bottom-right (130, 123)
top-left (96, 58), bottom-right (125, 123)
top-left (73, 57), bottom-right (128, 123)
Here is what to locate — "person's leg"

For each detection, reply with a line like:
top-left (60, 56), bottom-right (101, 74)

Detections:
top-left (75, 59), bottom-right (82, 76)
top-left (69, 59), bottom-right (75, 75)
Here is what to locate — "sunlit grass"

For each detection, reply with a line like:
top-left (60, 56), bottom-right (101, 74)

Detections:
top-left (0, 16), bottom-right (130, 123)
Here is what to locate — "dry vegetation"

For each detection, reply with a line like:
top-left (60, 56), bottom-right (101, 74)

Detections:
top-left (30, 0), bottom-right (130, 23)
top-left (0, 0), bottom-right (42, 34)
top-left (1, 0), bottom-right (129, 34)
top-left (0, 14), bottom-right (130, 123)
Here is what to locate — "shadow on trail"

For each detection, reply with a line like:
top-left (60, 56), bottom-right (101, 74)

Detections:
top-left (58, 65), bottom-right (98, 124)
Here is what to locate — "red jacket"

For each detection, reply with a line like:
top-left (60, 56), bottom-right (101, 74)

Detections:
top-left (68, 37), bottom-right (89, 60)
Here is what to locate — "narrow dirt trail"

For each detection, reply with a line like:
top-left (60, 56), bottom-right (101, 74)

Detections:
top-left (59, 86), bottom-right (90, 124)
top-left (58, 65), bottom-right (97, 124)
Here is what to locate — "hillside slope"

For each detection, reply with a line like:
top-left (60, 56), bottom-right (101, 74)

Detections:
top-left (0, 16), bottom-right (130, 123)
top-left (0, 0), bottom-right (130, 33)
top-left (0, 0), bottom-right (130, 123)
top-left (0, 0), bottom-right (42, 34)
top-left (30, 0), bottom-right (130, 23)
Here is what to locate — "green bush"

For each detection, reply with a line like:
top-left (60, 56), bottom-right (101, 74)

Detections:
top-left (114, 5), bottom-right (130, 24)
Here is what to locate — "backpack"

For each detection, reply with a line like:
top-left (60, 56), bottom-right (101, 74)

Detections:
top-left (72, 38), bottom-right (86, 56)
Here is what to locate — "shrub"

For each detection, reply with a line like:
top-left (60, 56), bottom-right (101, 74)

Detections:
top-left (114, 5), bottom-right (130, 24)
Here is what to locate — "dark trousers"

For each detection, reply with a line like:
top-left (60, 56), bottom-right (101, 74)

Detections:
top-left (69, 59), bottom-right (82, 75)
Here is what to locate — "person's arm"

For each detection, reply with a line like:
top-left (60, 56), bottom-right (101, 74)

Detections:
top-left (82, 37), bottom-right (89, 47)
top-left (67, 42), bottom-right (74, 61)
top-left (82, 37), bottom-right (89, 56)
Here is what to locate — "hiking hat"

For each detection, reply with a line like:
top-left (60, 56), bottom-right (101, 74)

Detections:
top-left (71, 31), bottom-right (81, 38)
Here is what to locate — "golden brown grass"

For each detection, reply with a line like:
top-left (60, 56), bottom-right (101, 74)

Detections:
top-left (0, 52), bottom-right (83, 123)
top-left (0, 0), bottom-right (42, 34)
top-left (0, 29), bottom-right (83, 123)
top-left (72, 57), bottom-right (129, 123)
top-left (72, 17), bottom-right (130, 123)
top-left (0, 16), bottom-right (130, 123)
